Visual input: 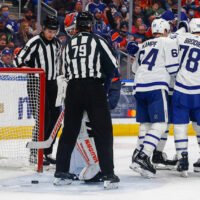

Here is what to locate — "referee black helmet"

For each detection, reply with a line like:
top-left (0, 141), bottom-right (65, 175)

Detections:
top-left (43, 15), bottom-right (59, 30)
top-left (76, 12), bottom-right (93, 31)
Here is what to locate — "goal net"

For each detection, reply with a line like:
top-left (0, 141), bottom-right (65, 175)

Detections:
top-left (0, 68), bottom-right (45, 172)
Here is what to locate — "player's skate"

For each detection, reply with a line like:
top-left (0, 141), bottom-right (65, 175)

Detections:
top-left (84, 172), bottom-right (103, 183)
top-left (53, 172), bottom-right (75, 186)
top-left (193, 158), bottom-right (200, 172)
top-left (131, 148), bottom-right (140, 163)
top-left (131, 151), bottom-right (156, 178)
top-left (152, 150), bottom-right (178, 170)
top-left (103, 174), bottom-right (120, 190)
top-left (177, 152), bottom-right (189, 177)
top-left (129, 149), bottom-right (141, 173)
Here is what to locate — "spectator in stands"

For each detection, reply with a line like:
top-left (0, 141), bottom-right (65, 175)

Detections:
top-left (0, 5), bottom-right (18, 34)
top-left (112, 0), bottom-right (123, 11)
top-left (18, 8), bottom-right (38, 36)
top-left (113, 11), bottom-right (123, 30)
top-left (117, 21), bottom-right (129, 51)
top-left (103, 6), bottom-right (117, 28)
top-left (0, 33), bottom-right (7, 43)
top-left (132, 16), bottom-right (144, 33)
top-left (0, 33), bottom-right (7, 52)
top-left (186, 6), bottom-right (196, 20)
top-left (132, 4), bottom-right (145, 23)
top-left (93, 8), bottom-right (111, 41)
top-left (14, 21), bottom-right (33, 48)
top-left (145, 1), bottom-right (165, 17)
top-left (0, 39), bottom-right (6, 52)
top-left (0, 48), bottom-right (14, 68)
top-left (184, 4), bottom-right (200, 19)
top-left (120, 4), bottom-right (129, 21)
top-left (134, 24), bottom-right (147, 42)
top-left (86, 0), bottom-right (106, 14)
top-left (74, 0), bottom-right (83, 13)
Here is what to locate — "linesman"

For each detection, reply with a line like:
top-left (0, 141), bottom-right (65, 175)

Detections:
top-left (14, 15), bottom-right (62, 165)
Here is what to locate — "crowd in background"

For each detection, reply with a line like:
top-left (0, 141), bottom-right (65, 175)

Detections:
top-left (0, 0), bottom-right (200, 68)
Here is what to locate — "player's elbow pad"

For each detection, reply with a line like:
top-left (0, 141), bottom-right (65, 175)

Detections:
top-left (126, 41), bottom-right (139, 56)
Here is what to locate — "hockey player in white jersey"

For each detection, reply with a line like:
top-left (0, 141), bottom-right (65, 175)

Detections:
top-left (128, 18), bottom-right (179, 178)
top-left (127, 24), bottom-right (179, 170)
top-left (172, 18), bottom-right (200, 176)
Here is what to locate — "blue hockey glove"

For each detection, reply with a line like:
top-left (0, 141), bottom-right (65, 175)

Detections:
top-left (126, 41), bottom-right (139, 56)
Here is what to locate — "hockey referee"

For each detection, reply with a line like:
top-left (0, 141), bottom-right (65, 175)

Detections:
top-left (54, 12), bottom-right (120, 189)
top-left (14, 15), bottom-right (62, 165)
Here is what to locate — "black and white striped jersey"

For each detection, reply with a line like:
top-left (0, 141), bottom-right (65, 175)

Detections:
top-left (62, 32), bottom-right (118, 80)
top-left (13, 33), bottom-right (62, 80)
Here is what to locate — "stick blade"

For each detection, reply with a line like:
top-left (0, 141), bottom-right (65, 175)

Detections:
top-left (26, 140), bottom-right (50, 149)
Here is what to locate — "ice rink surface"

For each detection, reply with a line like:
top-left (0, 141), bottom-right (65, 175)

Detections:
top-left (0, 136), bottom-right (200, 200)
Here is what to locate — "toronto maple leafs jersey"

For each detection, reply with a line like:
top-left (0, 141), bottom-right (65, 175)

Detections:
top-left (174, 33), bottom-right (200, 94)
top-left (132, 37), bottom-right (179, 93)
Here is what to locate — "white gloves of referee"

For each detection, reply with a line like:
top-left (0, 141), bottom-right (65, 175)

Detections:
top-left (55, 75), bottom-right (68, 107)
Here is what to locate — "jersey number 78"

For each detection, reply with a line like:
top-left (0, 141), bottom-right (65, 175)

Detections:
top-left (179, 45), bottom-right (200, 73)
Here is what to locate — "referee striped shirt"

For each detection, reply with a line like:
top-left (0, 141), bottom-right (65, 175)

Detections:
top-left (14, 33), bottom-right (62, 80)
top-left (62, 32), bottom-right (118, 80)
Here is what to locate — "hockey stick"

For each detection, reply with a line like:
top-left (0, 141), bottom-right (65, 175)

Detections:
top-left (26, 109), bottom-right (65, 149)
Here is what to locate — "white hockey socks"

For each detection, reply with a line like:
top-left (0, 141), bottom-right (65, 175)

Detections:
top-left (174, 124), bottom-right (188, 159)
top-left (142, 123), bottom-right (167, 157)
top-left (156, 125), bottom-right (170, 152)
top-left (136, 123), bottom-right (150, 151)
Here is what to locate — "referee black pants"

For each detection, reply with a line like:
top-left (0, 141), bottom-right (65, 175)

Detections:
top-left (56, 78), bottom-right (115, 175)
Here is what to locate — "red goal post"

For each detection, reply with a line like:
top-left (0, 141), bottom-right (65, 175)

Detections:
top-left (0, 68), bottom-right (45, 172)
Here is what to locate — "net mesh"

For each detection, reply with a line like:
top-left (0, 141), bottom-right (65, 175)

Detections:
top-left (0, 70), bottom-right (44, 170)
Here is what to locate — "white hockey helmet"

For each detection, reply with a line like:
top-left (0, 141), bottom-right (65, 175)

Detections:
top-left (151, 18), bottom-right (170, 34)
top-left (189, 18), bottom-right (200, 33)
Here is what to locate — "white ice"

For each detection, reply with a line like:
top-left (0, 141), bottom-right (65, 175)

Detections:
top-left (0, 136), bottom-right (200, 200)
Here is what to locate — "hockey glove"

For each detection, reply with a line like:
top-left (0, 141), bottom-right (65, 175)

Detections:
top-left (126, 41), bottom-right (139, 56)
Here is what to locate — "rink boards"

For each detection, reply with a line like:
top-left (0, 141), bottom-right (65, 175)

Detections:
top-left (0, 123), bottom-right (197, 140)
top-left (112, 120), bottom-right (196, 136)
top-left (0, 77), bottom-right (197, 139)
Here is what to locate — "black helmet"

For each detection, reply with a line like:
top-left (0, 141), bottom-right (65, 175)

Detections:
top-left (43, 15), bottom-right (59, 30)
top-left (76, 12), bottom-right (93, 30)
